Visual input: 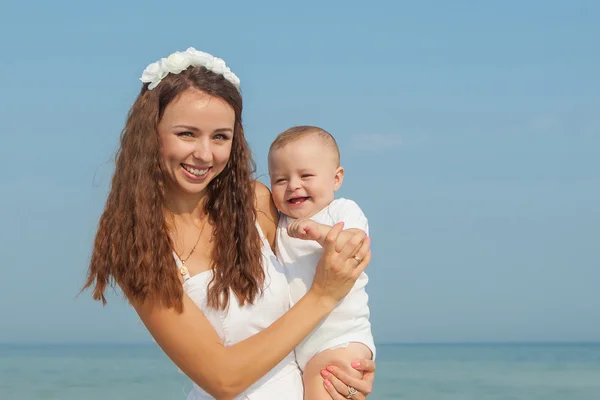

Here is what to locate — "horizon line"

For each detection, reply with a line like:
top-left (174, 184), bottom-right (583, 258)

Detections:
top-left (2, 340), bottom-right (599, 346)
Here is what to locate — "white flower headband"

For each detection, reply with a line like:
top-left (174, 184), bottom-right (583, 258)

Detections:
top-left (140, 47), bottom-right (240, 91)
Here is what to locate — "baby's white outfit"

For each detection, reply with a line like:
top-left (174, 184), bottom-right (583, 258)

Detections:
top-left (177, 225), bottom-right (304, 400)
top-left (276, 198), bottom-right (375, 370)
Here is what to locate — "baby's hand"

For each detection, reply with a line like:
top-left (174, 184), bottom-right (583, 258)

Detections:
top-left (287, 218), bottom-right (322, 241)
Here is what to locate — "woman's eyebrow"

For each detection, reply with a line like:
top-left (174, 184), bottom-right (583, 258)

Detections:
top-left (173, 124), bottom-right (199, 131)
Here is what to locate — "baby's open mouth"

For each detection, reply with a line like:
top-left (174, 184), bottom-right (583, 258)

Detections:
top-left (288, 197), bottom-right (310, 205)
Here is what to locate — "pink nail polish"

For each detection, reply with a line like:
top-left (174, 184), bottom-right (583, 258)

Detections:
top-left (352, 361), bottom-right (361, 368)
top-left (323, 379), bottom-right (331, 387)
top-left (326, 366), bottom-right (334, 372)
top-left (320, 370), bottom-right (329, 377)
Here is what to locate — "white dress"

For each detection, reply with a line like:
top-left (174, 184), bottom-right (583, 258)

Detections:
top-left (177, 226), bottom-right (303, 400)
top-left (276, 198), bottom-right (375, 370)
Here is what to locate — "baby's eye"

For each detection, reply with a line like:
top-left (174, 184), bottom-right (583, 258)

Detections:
top-left (275, 179), bottom-right (287, 184)
top-left (301, 174), bottom-right (313, 178)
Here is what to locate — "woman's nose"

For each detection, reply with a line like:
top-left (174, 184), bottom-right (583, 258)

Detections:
top-left (192, 138), bottom-right (212, 161)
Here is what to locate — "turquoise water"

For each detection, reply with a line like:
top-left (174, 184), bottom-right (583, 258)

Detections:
top-left (1, 343), bottom-right (599, 399)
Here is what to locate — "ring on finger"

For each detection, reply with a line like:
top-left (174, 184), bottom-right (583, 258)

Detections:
top-left (346, 385), bottom-right (358, 398)
top-left (352, 255), bottom-right (363, 263)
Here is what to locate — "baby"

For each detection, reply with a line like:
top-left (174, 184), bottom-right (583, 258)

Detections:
top-left (268, 126), bottom-right (375, 399)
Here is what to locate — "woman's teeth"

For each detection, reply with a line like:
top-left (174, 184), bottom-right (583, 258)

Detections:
top-left (182, 165), bottom-right (209, 177)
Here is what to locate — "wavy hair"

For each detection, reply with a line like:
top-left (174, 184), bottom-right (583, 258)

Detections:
top-left (82, 65), bottom-right (263, 312)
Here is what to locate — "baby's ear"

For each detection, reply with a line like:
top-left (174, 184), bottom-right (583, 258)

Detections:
top-left (333, 166), bottom-right (345, 191)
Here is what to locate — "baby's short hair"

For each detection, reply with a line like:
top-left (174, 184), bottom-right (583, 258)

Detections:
top-left (269, 125), bottom-right (340, 165)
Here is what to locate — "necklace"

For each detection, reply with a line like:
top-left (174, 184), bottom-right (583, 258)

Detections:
top-left (175, 217), bottom-right (209, 265)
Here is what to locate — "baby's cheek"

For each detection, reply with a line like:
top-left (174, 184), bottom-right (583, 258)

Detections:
top-left (271, 189), bottom-right (286, 211)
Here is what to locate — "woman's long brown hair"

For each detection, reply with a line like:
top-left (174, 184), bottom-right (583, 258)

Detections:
top-left (82, 66), bottom-right (264, 312)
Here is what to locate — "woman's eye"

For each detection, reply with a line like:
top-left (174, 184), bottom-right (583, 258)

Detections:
top-left (177, 131), bottom-right (194, 137)
top-left (214, 134), bottom-right (229, 140)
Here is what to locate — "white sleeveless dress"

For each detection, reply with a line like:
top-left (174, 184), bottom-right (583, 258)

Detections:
top-left (176, 226), bottom-right (303, 400)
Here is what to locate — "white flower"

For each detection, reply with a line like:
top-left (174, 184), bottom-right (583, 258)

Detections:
top-left (208, 57), bottom-right (227, 75)
top-left (223, 70), bottom-right (240, 87)
top-left (184, 47), bottom-right (209, 65)
top-left (164, 52), bottom-right (189, 74)
top-left (139, 47), bottom-right (241, 91)
top-left (140, 59), bottom-right (169, 90)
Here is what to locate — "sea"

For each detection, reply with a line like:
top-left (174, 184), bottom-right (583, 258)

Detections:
top-left (1, 343), bottom-right (599, 399)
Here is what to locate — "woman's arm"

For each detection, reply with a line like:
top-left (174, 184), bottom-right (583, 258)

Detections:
top-left (134, 219), bottom-right (371, 399)
top-left (135, 286), bottom-right (334, 398)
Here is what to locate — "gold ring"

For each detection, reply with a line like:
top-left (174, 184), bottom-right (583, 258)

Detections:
top-left (352, 255), bottom-right (362, 263)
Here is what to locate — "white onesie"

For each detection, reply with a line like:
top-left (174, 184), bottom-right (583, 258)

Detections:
top-left (276, 198), bottom-right (375, 370)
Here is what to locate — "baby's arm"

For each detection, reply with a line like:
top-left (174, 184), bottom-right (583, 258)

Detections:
top-left (288, 199), bottom-right (369, 249)
top-left (287, 219), bottom-right (363, 248)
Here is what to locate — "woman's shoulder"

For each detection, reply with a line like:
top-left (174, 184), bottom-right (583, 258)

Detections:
top-left (253, 181), bottom-right (279, 248)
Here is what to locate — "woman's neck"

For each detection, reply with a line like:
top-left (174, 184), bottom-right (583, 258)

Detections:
top-left (164, 189), bottom-right (208, 226)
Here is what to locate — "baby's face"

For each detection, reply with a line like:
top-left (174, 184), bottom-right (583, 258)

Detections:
top-left (269, 135), bottom-right (343, 219)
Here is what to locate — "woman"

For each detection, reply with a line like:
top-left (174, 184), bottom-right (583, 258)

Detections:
top-left (83, 48), bottom-right (375, 399)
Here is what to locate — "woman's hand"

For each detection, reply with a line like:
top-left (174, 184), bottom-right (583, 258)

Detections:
top-left (321, 359), bottom-right (376, 399)
top-left (309, 222), bottom-right (371, 305)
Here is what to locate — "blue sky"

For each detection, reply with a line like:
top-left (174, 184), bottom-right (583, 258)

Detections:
top-left (0, 0), bottom-right (598, 344)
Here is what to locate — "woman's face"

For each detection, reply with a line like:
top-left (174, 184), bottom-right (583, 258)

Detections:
top-left (158, 88), bottom-right (235, 198)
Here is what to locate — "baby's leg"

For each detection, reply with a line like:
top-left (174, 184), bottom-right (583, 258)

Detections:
top-left (302, 343), bottom-right (371, 400)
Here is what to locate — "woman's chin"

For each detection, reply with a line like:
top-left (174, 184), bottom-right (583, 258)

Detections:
top-left (168, 178), bottom-right (212, 198)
